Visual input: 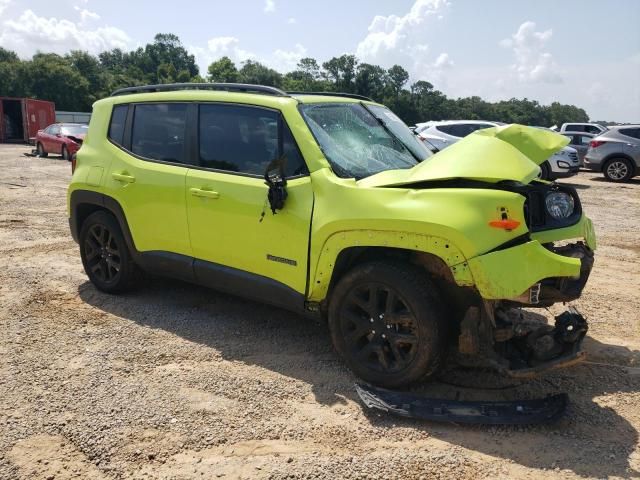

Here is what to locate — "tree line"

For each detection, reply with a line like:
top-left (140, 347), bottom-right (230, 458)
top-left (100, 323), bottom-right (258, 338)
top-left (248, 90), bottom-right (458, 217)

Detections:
top-left (0, 33), bottom-right (590, 127)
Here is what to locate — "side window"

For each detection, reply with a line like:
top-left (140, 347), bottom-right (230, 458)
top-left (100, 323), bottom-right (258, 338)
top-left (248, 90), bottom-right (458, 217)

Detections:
top-left (131, 103), bottom-right (187, 163)
top-left (199, 104), bottom-right (307, 177)
top-left (585, 125), bottom-right (601, 134)
top-left (49, 125), bottom-right (60, 135)
top-left (435, 124), bottom-right (454, 135)
top-left (620, 128), bottom-right (640, 140)
top-left (565, 124), bottom-right (583, 132)
top-left (579, 135), bottom-right (593, 145)
top-left (108, 105), bottom-right (128, 146)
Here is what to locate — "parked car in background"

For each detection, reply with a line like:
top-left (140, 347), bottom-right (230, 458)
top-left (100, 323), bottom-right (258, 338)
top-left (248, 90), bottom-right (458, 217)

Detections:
top-left (561, 132), bottom-right (595, 166)
top-left (414, 120), bottom-right (500, 151)
top-left (35, 123), bottom-right (88, 160)
top-left (557, 123), bottom-right (608, 135)
top-left (584, 125), bottom-right (640, 182)
top-left (416, 121), bottom-right (579, 180)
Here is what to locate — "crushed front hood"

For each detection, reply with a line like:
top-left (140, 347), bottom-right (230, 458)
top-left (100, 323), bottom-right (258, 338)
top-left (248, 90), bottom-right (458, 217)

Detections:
top-left (359, 124), bottom-right (570, 187)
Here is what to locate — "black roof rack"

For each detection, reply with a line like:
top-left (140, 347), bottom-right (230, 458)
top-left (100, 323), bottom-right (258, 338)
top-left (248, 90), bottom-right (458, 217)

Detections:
top-left (110, 83), bottom-right (289, 97)
top-left (287, 91), bottom-right (373, 102)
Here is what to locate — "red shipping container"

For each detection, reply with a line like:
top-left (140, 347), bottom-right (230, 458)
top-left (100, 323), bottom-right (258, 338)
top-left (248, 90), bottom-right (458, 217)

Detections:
top-left (0, 97), bottom-right (56, 144)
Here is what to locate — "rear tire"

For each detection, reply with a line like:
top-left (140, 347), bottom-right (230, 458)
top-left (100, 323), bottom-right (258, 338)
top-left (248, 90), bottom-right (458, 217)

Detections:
top-left (79, 211), bottom-right (139, 293)
top-left (603, 158), bottom-right (633, 182)
top-left (36, 142), bottom-right (48, 158)
top-left (62, 145), bottom-right (70, 161)
top-left (328, 261), bottom-right (448, 388)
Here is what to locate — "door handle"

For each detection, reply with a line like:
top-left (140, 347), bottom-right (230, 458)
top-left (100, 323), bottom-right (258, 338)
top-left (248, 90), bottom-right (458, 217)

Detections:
top-left (112, 172), bottom-right (136, 183)
top-left (190, 187), bottom-right (220, 199)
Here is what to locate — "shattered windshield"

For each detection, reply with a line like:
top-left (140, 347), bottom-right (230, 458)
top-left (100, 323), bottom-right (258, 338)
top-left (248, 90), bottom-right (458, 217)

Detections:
top-left (299, 103), bottom-right (432, 179)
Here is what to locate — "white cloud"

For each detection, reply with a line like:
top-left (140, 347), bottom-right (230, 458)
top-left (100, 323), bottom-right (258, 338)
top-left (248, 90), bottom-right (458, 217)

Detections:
top-left (264, 0), bottom-right (275, 13)
top-left (356, 0), bottom-right (450, 62)
top-left (272, 43), bottom-right (306, 71)
top-left (0, 9), bottom-right (131, 57)
top-left (73, 5), bottom-right (100, 22)
top-left (0, 0), bottom-right (11, 16)
top-left (287, 17), bottom-right (297, 24)
top-left (189, 36), bottom-right (257, 73)
top-left (433, 52), bottom-right (453, 69)
top-left (501, 21), bottom-right (562, 84)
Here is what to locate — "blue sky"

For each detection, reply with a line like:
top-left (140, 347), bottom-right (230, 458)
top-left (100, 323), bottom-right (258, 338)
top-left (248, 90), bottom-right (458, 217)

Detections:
top-left (1, 0), bottom-right (638, 122)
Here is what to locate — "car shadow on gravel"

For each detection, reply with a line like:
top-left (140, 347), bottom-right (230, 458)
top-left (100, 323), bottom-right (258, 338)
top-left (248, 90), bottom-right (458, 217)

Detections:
top-left (78, 278), bottom-right (640, 479)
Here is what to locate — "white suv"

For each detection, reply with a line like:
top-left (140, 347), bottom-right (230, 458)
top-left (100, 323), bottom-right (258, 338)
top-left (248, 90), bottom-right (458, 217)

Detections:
top-left (557, 123), bottom-right (608, 135)
top-left (415, 120), bottom-right (580, 180)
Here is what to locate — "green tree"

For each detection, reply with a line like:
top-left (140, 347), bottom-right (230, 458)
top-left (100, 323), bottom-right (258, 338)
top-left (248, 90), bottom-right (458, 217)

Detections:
top-left (355, 63), bottom-right (387, 99)
top-left (322, 54), bottom-right (358, 92)
top-left (207, 56), bottom-right (238, 83)
top-left (386, 65), bottom-right (409, 97)
top-left (237, 60), bottom-right (282, 87)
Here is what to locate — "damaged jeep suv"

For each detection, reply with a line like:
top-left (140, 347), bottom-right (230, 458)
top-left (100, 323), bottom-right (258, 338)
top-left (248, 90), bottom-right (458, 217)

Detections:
top-left (68, 83), bottom-right (596, 388)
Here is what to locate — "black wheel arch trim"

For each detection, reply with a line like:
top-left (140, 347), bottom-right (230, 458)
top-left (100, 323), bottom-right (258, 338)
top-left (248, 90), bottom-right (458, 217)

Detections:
top-left (69, 190), bottom-right (138, 256)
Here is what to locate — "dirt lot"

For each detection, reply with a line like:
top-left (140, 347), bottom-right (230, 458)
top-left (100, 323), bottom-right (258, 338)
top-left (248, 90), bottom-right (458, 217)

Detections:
top-left (1, 143), bottom-right (639, 479)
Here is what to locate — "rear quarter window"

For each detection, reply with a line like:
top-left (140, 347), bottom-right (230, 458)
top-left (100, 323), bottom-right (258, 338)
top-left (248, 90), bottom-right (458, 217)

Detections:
top-left (108, 105), bottom-right (128, 146)
top-left (619, 128), bottom-right (640, 140)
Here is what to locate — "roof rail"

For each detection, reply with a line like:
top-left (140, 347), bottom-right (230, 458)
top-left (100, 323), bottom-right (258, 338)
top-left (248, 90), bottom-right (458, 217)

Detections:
top-left (110, 83), bottom-right (289, 97)
top-left (287, 91), bottom-right (373, 102)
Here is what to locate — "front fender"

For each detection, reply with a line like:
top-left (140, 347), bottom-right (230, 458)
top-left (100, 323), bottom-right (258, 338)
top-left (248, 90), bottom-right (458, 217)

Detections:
top-left (307, 230), bottom-right (474, 302)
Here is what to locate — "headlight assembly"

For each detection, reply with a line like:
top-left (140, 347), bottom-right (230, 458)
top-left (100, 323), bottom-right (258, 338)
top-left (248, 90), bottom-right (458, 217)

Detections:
top-left (545, 192), bottom-right (575, 219)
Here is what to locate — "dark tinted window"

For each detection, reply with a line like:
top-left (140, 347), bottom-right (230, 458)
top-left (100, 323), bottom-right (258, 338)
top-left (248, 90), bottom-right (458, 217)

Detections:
top-left (565, 124), bottom-right (585, 132)
top-left (199, 104), bottom-right (306, 177)
top-left (620, 128), bottom-right (640, 140)
top-left (108, 105), bottom-right (128, 146)
top-left (584, 125), bottom-right (602, 134)
top-left (131, 103), bottom-right (187, 163)
top-left (435, 124), bottom-right (456, 135)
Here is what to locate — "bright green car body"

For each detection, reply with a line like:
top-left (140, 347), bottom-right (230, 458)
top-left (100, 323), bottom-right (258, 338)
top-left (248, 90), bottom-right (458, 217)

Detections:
top-left (68, 90), bottom-right (595, 309)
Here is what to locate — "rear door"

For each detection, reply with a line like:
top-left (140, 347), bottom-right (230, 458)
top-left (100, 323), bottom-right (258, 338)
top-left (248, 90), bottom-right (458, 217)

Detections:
top-left (185, 102), bottom-right (313, 299)
top-left (620, 128), bottom-right (640, 162)
top-left (104, 102), bottom-right (193, 270)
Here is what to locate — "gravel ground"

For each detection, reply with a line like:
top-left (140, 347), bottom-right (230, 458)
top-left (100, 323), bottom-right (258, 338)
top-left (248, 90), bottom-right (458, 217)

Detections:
top-left (1, 143), bottom-right (639, 480)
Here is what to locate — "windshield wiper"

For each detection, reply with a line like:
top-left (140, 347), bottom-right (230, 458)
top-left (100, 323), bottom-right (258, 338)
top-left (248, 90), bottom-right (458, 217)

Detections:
top-left (360, 103), bottom-right (421, 164)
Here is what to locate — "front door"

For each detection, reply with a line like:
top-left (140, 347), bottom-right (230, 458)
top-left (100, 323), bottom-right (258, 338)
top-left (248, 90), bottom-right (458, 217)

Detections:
top-left (185, 103), bottom-right (313, 301)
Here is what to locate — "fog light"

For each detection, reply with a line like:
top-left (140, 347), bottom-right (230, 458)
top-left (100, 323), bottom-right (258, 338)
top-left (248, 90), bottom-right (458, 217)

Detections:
top-left (557, 160), bottom-right (570, 168)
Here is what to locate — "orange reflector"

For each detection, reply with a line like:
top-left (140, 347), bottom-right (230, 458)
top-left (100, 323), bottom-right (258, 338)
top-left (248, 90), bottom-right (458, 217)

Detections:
top-left (489, 219), bottom-right (521, 230)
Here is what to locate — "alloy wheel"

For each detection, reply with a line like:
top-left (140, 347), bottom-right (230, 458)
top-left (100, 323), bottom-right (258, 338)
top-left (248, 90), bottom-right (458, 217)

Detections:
top-left (606, 161), bottom-right (628, 181)
top-left (340, 283), bottom-right (419, 373)
top-left (83, 224), bottom-right (121, 283)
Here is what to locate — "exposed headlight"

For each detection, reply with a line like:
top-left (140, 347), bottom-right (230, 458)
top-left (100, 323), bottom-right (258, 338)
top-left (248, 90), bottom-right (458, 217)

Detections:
top-left (545, 192), bottom-right (574, 219)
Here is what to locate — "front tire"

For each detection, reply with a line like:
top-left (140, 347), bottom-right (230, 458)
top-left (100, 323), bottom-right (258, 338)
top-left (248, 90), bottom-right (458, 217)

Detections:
top-left (36, 142), bottom-right (48, 157)
top-left (79, 211), bottom-right (138, 293)
top-left (538, 161), bottom-right (551, 180)
top-left (328, 261), bottom-right (448, 388)
top-left (603, 158), bottom-right (633, 182)
top-left (62, 145), bottom-right (70, 161)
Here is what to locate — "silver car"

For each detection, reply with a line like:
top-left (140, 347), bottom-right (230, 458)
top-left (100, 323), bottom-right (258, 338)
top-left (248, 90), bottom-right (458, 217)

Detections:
top-left (562, 132), bottom-right (595, 166)
top-left (414, 121), bottom-right (580, 180)
top-left (584, 125), bottom-right (640, 182)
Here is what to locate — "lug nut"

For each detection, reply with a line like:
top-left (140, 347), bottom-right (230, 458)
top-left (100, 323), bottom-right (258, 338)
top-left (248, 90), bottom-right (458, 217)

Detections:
top-left (381, 334), bottom-right (386, 339)
top-left (371, 330), bottom-right (376, 334)
top-left (386, 324), bottom-right (391, 329)
top-left (370, 318), bottom-right (374, 323)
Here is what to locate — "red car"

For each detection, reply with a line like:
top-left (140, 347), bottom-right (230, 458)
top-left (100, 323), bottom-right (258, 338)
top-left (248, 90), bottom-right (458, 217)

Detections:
top-left (35, 123), bottom-right (88, 160)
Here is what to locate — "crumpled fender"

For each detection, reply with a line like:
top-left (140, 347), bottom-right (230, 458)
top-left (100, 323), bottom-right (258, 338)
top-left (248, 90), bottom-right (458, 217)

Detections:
top-left (359, 124), bottom-right (570, 187)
